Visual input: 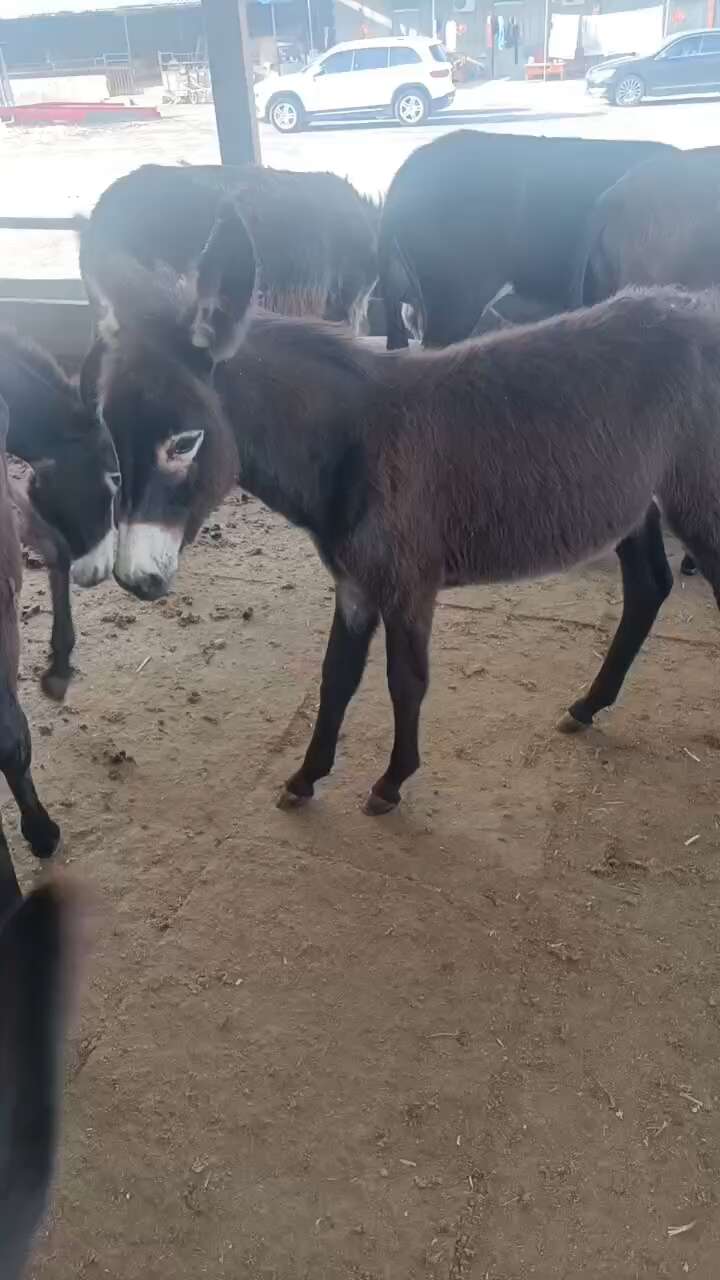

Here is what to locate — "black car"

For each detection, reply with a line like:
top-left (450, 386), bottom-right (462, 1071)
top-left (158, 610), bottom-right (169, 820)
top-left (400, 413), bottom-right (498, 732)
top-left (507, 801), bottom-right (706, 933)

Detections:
top-left (586, 28), bottom-right (720, 105)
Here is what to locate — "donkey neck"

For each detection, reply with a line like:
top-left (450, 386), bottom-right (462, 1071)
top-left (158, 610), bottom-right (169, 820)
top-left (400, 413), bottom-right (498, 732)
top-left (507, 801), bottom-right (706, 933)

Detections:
top-left (213, 317), bottom-right (375, 544)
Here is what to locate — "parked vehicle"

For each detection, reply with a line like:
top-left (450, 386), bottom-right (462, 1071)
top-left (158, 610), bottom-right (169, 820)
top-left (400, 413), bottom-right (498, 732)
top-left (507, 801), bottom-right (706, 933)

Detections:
top-left (586, 28), bottom-right (720, 105)
top-left (254, 37), bottom-right (454, 132)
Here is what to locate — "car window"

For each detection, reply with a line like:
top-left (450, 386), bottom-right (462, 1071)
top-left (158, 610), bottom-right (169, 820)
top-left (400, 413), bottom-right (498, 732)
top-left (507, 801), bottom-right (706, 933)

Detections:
top-left (318, 51), bottom-right (354, 74)
top-left (701, 32), bottom-right (720, 53)
top-left (661, 35), bottom-right (703, 58)
top-left (430, 44), bottom-right (450, 62)
top-left (389, 46), bottom-right (422, 66)
top-left (352, 47), bottom-right (389, 71)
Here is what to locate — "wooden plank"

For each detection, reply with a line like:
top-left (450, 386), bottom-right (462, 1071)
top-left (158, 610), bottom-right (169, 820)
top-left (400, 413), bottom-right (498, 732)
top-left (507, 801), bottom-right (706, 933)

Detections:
top-left (0, 297), bottom-right (92, 366)
top-left (0, 278), bottom-right (85, 301)
top-left (0, 217), bottom-right (81, 231)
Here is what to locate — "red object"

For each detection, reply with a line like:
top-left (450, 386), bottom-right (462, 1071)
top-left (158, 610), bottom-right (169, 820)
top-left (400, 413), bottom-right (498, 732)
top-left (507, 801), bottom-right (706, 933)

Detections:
top-left (0, 102), bottom-right (160, 126)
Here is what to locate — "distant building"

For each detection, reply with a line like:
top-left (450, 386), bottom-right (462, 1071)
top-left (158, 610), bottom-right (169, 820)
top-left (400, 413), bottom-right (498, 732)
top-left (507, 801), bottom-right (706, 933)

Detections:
top-left (0, 1), bottom-right (329, 89)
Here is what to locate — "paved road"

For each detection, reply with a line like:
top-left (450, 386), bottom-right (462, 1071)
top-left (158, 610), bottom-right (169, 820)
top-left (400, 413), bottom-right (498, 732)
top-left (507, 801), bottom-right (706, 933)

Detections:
top-left (260, 78), bottom-right (720, 195)
top-left (1, 79), bottom-right (719, 275)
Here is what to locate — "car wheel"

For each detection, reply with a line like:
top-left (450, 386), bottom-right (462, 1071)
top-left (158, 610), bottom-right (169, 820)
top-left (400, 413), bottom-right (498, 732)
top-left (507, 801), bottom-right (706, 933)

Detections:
top-left (394, 86), bottom-right (430, 126)
top-left (612, 74), bottom-right (644, 106)
top-left (268, 95), bottom-right (305, 132)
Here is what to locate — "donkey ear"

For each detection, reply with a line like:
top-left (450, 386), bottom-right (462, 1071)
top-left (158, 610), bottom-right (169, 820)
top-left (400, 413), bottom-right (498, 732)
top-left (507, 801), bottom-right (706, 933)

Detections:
top-left (79, 340), bottom-right (105, 416)
top-left (0, 393), bottom-right (9, 450)
top-left (191, 206), bottom-right (256, 363)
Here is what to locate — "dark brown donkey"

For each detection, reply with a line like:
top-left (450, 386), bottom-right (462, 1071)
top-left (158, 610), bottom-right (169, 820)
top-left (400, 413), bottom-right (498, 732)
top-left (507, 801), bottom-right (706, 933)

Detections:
top-left (379, 130), bottom-right (672, 349)
top-left (571, 146), bottom-right (720, 579)
top-left (0, 332), bottom-right (120, 699)
top-left (0, 881), bottom-right (80, 1280)
top-left (84, 211), bottom-right (720, 813)
top-left (80, 162), bottom-right (378, 331)
top-left (0, 393), bottom-right (61, 887)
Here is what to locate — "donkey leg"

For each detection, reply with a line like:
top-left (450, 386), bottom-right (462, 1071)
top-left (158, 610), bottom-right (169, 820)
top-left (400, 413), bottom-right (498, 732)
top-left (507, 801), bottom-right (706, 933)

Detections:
top-left (365, 600), bottom-right (433, 816)
top-left (279, 592), bottom-right (379, 809)
top-left (670, 526), bottom-right (720, 609)
top-left (11, 488), bottom-right (76, 700)
top-left (0, 819), bottom-right (21, 921)
top-left (385, 300), bottom-right (410, 351)
top-left (559, 505), bottom-right (672, 733)
top-left (41, 565), bottom-right (76, 702)
top-left (0, 696), bottom-right (60, 859)
top-left (681, 553), bottom-right (698, 577)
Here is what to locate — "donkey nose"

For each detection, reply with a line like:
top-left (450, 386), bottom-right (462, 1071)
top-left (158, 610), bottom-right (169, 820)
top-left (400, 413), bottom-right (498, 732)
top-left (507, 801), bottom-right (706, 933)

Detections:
top-left (137, 572), bottom-right (166, 601)
top-left (116, 570), bottom-right (167, 602)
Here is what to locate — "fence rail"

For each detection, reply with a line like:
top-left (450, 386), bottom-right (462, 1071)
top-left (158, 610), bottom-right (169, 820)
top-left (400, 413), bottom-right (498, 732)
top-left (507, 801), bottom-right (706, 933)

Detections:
top-left (7, 54), bottom-right (129, 76)
top-left (0, 217), bottom-right (81, 231)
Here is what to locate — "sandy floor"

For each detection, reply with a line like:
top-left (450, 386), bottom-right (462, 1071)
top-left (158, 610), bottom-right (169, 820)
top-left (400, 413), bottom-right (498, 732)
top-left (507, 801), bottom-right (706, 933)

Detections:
top-left (9, 491), bottom-right (720, 1279)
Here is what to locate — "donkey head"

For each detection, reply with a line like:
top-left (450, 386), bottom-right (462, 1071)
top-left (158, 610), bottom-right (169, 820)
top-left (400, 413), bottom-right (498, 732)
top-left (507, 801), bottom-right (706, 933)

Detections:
top-left (28, 413), bottom-right (120, 590)
top-left (0, 338), bottom-right (120, 588)
top-left (81, 207), bottom-right (254, 601)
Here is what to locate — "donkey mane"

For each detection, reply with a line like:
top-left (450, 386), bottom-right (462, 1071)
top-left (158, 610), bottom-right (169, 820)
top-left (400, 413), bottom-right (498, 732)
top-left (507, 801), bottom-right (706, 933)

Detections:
top-left (244, 309), bottom-right (381, 385)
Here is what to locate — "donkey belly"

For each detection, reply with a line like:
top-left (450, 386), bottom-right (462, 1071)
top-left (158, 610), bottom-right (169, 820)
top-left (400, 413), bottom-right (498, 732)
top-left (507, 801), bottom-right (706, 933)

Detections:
top-left (443, 478), bottom-right (656, 587)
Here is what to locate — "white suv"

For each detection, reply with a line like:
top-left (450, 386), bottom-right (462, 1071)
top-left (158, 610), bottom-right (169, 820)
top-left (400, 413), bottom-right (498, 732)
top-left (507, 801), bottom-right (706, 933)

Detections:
top-left (254, 37), bottom-right (455, 132)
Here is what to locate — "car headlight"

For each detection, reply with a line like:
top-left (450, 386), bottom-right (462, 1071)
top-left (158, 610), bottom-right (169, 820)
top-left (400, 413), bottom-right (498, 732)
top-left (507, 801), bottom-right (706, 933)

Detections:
top-left (588, 67), bottom-right (616, 83)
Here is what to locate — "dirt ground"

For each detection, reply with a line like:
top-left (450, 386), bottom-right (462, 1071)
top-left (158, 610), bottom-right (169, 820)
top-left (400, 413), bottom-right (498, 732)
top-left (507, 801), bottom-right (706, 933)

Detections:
top-left (10, 494), bottom-right (720, 1280)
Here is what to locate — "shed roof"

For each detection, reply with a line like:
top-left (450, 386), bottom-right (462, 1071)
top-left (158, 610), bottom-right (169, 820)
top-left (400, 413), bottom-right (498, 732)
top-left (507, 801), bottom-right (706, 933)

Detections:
top-left (2, 1), bottom-right (198, 19)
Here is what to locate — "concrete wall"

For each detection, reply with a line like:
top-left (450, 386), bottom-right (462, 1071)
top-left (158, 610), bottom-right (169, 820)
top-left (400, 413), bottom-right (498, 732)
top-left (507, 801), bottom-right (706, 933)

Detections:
top-left (10, 73), bottom-right (110, 104)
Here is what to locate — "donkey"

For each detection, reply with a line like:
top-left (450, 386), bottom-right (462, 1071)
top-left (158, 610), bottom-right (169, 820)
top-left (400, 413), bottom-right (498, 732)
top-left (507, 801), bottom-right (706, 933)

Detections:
top-left (0, 332), bottom-right (120, 699)
top-left (80, 162), bottom-right (379, 333)
top-left (82, 210), bottom-right (720, 814)
top-left (570, 146), bottom-right (720, 580)
top-left (379, 129), bottom-right (673, 349)
top-left (0, 393), bottom-right (61, 868)
top-left (0, 880), bottom-right (79, 1280)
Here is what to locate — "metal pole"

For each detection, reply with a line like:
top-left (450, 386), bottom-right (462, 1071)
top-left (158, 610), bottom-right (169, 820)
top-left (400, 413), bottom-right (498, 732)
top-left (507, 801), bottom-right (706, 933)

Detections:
top-left (123, 13), bottom-right (135, 89)
top-left (0, 46), bottom-right (14, 109)
top-left (202, 0), bottom-right (260, 166)
top-left (543, 0), bottom-right (551, 80)
top-left (306, 0), bottom-right (315, 56)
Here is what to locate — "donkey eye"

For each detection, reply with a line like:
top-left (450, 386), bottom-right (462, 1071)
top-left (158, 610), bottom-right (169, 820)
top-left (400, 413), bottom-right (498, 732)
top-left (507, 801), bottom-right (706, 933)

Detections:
top-left (171, 431), bottom-right (204, 457)
top-left (106, 471), bottom-right (121, 496)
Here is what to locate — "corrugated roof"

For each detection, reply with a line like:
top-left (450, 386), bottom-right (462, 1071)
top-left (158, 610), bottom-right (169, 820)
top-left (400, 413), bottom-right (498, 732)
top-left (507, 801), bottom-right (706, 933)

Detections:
top-left (2, 1), bottom-right (198, 18)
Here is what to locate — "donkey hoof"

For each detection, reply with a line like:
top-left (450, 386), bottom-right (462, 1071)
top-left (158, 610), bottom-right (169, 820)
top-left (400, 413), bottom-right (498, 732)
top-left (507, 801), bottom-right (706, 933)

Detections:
top-left (276, 787), bottom-right (309, 811)
top-left (363, 790), bottom-right (399, 817)
top-left (557, 709), bottom-right (591, 735)
top-left (680, 553), bottom-right (698, 577)
top-left (23, 816), bottom-right (62, 860)
top-left (41, 669), bottom-right (71, 702)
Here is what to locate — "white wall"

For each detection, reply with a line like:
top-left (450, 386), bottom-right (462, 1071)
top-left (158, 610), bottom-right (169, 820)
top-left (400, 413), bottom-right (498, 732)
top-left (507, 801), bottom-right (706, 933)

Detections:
top-left (10, 73), bottom-right (110, 104)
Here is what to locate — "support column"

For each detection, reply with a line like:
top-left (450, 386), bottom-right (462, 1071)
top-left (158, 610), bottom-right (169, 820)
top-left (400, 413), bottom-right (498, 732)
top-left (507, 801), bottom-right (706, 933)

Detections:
top-left (202, 0), bottom-right (260, 166)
